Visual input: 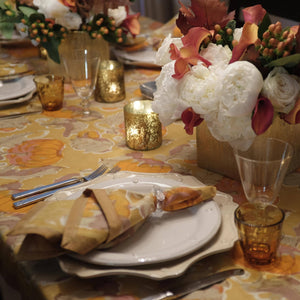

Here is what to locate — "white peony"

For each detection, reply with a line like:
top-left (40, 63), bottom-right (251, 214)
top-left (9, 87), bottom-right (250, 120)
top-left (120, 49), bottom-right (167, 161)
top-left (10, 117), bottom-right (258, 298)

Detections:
top-left (152, 61), bottom-right (188, 125)
top-left (155, 34), bottom-right (183, 66)
top-left (205, 112), bottom-right (256, 150)
top-left (261, 67), bottom-right (300, 114)
top-left (107, 6), bottom-right (127, 26)
top-left (200, 43), bottom-right (232, 67)
top-left (33, 0), bottom-right (82, 29)
top-left (178, 62), bottom-right (220, 115)
top-left (218, 61), bottom-right (263, 117)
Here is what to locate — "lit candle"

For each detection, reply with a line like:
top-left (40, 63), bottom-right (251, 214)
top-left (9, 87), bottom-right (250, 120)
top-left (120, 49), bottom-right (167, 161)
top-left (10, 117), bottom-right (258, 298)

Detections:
top-left (124, 100), bottom-right (162, 150)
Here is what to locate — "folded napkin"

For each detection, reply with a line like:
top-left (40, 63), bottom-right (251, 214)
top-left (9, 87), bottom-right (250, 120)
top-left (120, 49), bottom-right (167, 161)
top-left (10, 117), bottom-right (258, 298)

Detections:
top-left (9, 186), bottom-right (216, 261)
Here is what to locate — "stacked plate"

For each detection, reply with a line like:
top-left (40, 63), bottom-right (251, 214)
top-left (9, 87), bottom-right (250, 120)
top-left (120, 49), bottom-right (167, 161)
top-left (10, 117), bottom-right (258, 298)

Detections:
top-left (57, 172), bottom-right (238, 280)
top-left (0, 72), bottom-right (36, 107)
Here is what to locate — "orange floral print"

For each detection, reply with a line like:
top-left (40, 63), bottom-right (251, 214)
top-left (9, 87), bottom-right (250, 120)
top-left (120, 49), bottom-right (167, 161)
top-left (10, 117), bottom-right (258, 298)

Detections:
top-left (7, 139), bottom-right (64, 169)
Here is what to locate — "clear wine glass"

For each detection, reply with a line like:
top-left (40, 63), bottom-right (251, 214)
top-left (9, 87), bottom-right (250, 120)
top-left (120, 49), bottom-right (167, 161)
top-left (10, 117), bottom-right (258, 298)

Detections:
top-left (233, 137), bottom-right (293, 205)
top-left (60, 32), bottom-right (101, 119)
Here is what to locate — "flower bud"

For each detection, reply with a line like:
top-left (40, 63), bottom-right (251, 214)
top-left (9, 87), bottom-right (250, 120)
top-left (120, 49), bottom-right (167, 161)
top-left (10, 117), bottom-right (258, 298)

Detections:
top-left (214, 24), bottom-right (221, 32)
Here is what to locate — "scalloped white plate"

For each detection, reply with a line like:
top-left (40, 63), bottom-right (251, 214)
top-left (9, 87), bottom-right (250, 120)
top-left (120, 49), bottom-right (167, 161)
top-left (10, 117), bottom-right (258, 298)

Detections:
top-left (57, 172), bottom-right (238, 279)
top-left (0, 76), bottom-right (35, 101)
top-left (58, 172), bottom-right (221, 266)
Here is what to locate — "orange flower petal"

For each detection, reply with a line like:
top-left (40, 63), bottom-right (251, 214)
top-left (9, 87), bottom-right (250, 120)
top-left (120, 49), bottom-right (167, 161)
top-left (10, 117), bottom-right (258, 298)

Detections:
top-left (230, 22), bottom-right (258, 63)
top-left (284, 97), bottom-right (300, 124)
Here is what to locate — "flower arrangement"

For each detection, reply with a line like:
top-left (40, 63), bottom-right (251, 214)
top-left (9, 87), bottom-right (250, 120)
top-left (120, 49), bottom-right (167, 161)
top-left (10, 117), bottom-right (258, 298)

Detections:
top-left (152, 0), bottom-right (300, 150)
top-left (0, 0), bottom-right (140, 63)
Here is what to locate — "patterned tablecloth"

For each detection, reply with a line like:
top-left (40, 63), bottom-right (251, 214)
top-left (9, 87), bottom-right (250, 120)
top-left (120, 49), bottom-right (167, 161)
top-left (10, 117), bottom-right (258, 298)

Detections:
top-left (1, 18), bottom-right (300, 300)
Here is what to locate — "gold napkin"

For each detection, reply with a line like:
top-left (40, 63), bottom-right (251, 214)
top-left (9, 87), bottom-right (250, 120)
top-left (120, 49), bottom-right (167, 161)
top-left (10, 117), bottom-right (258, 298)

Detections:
top-left (9, 188), bottom-right (156, 260)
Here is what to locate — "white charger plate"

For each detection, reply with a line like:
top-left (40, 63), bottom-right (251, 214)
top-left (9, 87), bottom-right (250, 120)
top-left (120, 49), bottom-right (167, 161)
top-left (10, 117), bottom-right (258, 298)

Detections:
top-left (0, 76), bottom-right (35, 101)
top-left (57, 172), bottom-right (238, 279)
top-left (50, 172), bottom-right (221, 267)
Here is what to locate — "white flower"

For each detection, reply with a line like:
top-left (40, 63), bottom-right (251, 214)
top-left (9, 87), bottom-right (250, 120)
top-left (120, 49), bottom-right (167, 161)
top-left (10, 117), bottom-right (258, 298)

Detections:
top-left (261, 67), bottom-right (300, 114)
top-left (152, 61), bottom-right (187, 125)
top-left (218, 61), bottom-right (263, 117)
top-left (178, 62), bottom-right (220, 115)
top-left (205, 112), bottom-right (256, 150)
top-left (107, 6), bottom-right (127, 26)
top-left (33, 0), bottom-right (82, 29)
top-left (233, 27), bottom-right (243, 42)
top-left (155, 34), bottom-right (183, 66)
top-left (200, 43), bottom-right (232, 67)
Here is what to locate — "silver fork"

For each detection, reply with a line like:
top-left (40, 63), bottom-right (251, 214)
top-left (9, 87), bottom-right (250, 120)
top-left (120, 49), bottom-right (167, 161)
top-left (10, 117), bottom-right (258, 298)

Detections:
top-left (12, 165), bottom-right (120, 209)
top-left (12, 164), bottom-right (108, 201)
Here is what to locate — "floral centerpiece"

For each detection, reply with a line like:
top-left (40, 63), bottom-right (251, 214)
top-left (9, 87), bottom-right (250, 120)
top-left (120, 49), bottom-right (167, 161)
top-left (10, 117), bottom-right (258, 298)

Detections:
top-left (0, 0), bottom-right (140, 63)
top-left (152, 0), bottom-right (300, 150)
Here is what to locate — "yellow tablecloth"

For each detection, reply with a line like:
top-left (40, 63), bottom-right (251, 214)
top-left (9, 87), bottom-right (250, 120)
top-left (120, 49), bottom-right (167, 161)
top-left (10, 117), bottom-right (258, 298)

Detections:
top-left (1, 22), bottom-right (300, 299)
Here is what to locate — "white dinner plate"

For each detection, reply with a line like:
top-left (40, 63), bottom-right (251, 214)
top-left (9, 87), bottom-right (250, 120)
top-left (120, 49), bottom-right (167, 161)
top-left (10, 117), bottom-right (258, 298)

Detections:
top-left (112, 48), bottom-right (159, 68)
top-left (0, 76), bottom-right (36, 101)
top-left (58, 189), bottom-right (237, 279)
top-left (50, 172), bottom-right (221, 267)
top-left (0, 90), bottom-right (36, 107)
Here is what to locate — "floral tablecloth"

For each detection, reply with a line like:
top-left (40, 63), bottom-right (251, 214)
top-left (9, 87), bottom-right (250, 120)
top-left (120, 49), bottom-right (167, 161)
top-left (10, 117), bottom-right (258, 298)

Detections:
top-left (1, 20), bottom-right (300, 300)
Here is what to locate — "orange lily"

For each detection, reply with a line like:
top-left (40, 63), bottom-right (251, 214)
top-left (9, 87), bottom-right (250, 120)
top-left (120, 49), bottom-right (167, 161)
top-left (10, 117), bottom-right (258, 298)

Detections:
top-left (230, 22), bottom-right (258, 63)
top-left (251, 97), bottom-right (274, 135)
top-left (283, 97), bottom-right (300, 124)
top-left (170, 27), bottom-right (212, 79)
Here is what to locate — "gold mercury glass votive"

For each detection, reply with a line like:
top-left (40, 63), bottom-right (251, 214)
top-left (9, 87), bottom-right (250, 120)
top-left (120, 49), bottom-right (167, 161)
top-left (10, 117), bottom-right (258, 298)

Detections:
top-left (95, 60), bottom-right (125, 103)
top-left (34, 74), bottom-right (64, 111)
top-left (124, 100), bottom-right (162, 151)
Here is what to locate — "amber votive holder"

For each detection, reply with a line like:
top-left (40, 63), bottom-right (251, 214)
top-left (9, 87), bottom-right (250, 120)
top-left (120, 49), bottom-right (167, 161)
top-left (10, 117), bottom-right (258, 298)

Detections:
top-left (95, 60), bottom-right (125, 103)
top-left (124, 100), bottom-right (162, 151)
top-left (34, 74), bottom-right (64, 111)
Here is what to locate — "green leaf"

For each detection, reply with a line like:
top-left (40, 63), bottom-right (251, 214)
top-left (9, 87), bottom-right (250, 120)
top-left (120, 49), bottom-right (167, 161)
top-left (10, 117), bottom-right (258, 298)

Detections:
top-left (258, 13), bottom-right (271, 40)
top-left (266, 53), bottom-right (300, 68)
top-left (41, 39), bottom-right (61, 64)
top-left (0, 21), bottom-right (15, 38)
top-left (18, 6), bottom-right (37, 17)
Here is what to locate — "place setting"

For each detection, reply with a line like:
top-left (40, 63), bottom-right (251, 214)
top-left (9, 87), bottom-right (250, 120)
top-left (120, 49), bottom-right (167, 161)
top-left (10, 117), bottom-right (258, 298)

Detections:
top-left (0, 59), bottom-right (36, 107)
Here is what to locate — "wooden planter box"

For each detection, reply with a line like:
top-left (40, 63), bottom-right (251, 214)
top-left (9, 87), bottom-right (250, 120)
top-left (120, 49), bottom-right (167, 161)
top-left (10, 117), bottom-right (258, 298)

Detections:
top-left (196, 117), bottom-right (300, 180)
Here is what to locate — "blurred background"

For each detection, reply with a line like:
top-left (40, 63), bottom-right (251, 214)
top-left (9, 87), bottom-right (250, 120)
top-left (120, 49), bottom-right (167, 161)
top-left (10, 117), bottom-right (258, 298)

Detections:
top-left (131, 0), bottom-right (299, 26)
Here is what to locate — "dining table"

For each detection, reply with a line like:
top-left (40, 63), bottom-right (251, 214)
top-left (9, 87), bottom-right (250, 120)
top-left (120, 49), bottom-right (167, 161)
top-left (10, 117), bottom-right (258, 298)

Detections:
top-left (1, 16), bottom-right (300, 300)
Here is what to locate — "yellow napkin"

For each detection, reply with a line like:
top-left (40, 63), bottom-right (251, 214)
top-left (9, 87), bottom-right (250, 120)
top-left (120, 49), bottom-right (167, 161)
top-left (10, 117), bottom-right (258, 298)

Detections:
top-left (9, 188), bottom-right (156, 260)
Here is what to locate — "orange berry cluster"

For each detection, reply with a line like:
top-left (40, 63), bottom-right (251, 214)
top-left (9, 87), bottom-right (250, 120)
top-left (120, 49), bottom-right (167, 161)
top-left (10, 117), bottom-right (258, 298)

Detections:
top-left (255, 21), bottom-right (296, 62)
top-left (82, 13), bottom-right (126, 44)
top-left (213, 22), bottom-right (235, 49)
top-left (22, 18), bottom-right (67, 44)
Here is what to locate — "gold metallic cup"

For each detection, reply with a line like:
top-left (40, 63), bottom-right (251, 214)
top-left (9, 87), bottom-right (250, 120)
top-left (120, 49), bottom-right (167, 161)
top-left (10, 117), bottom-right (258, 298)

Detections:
top-left (34, 74), bottom-right (64, 111)
top-left (95, 60), bottom-right (125, 103)
top-left (124, 100), bottom-right (162, 151)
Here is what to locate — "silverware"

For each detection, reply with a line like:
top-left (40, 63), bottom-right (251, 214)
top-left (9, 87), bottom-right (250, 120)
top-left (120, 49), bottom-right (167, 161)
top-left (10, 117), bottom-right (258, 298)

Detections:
top-left (0, 110), bottom-right (42, 119)
top-left (141, 268), bottom-right (244, 300)
top-left (12, 165), bottom-right (120, 209)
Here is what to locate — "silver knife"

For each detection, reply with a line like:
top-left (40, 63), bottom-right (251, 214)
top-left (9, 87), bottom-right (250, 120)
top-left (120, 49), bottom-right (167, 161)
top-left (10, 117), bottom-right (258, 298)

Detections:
top-left (0, 110), bottom-right (42, 119)
top-left (141, 268), bottom-right (244, 300)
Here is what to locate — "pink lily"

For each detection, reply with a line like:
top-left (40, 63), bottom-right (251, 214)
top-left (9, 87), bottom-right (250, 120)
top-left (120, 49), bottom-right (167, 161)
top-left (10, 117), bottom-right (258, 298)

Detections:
top-left (181, 108), bottom-right (203, 135)
top-left (242, 4), bottom-right (266, 25)
top-left (251, 97), bottom-right (274, 135)
top-left (283, 97), bottom-right (300, 124)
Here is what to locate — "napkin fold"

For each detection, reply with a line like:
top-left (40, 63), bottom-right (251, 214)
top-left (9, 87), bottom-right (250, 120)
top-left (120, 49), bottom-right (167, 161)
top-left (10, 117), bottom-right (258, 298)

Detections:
top-left (9, 185), bottom-right (217, 261)
top-left (9, 188), bottom-right (156, 260)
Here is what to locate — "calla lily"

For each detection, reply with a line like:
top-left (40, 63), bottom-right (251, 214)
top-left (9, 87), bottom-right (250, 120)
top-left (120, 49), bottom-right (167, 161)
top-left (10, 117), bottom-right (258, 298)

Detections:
top-left (122, 12), bottom-right (141, 37)
top-left (242, 4), bottom-right (266, 25)
top-left (283, 97), bottom-right (300, 124)
top-left (251, 96), bottom-right (274, 135)
top-left (181, 107), bottom-right (203, 135)
top-left (230, 22), bottom-right (258, 63)
top-left (170, 27), bottom-right (212, 79)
